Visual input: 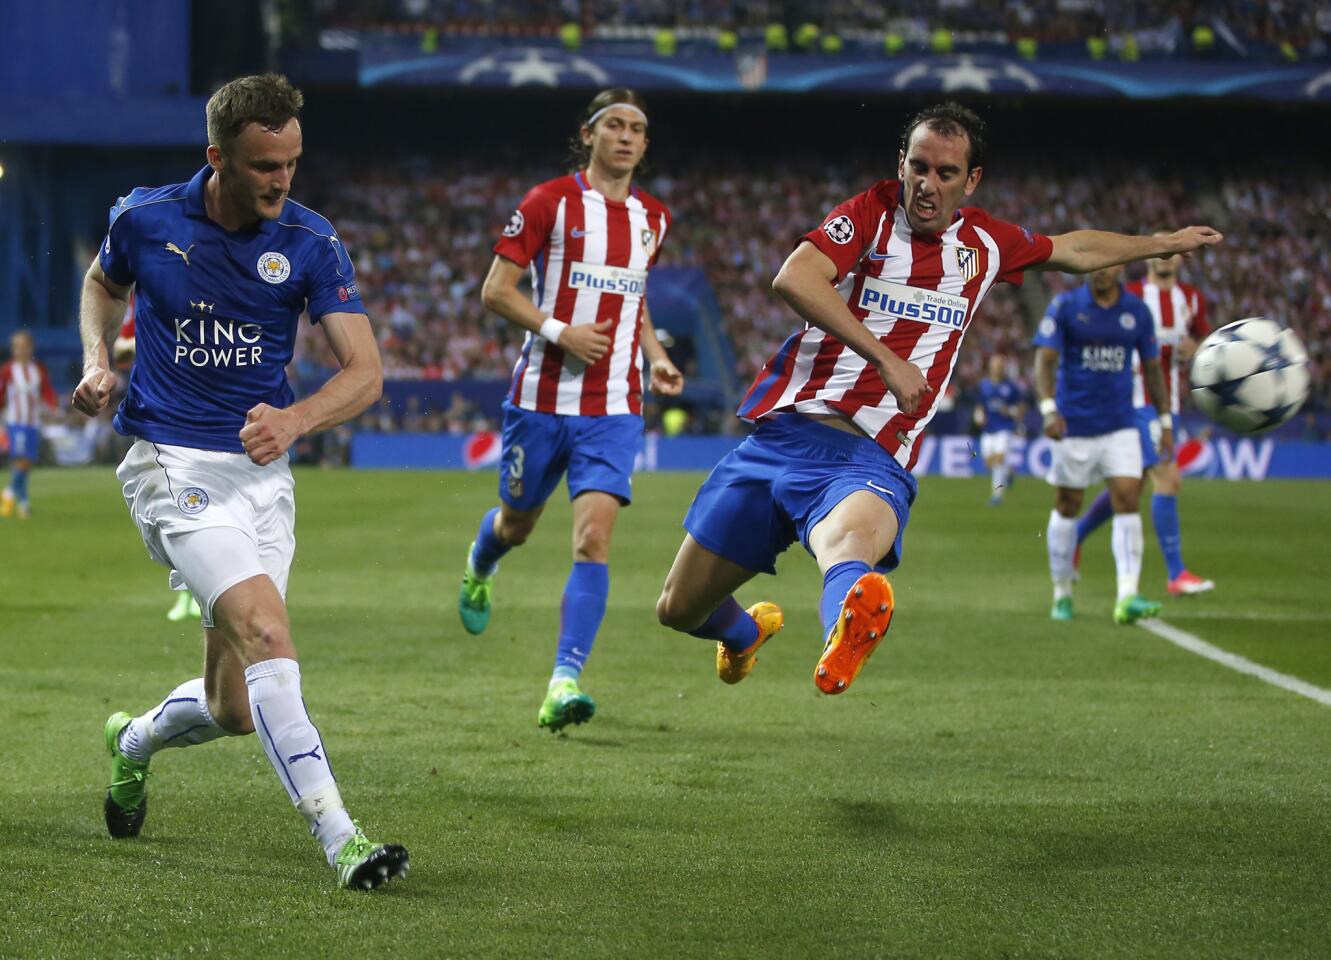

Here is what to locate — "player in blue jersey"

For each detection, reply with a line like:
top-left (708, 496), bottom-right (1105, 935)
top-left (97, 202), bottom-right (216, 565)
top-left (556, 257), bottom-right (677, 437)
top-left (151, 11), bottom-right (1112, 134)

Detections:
top-left (1034, 265), bottom-right (1173, 624)
top-left (974, 353), bottom-right (1024, 505)
top-left (70, 74), bottom-right (408, 890)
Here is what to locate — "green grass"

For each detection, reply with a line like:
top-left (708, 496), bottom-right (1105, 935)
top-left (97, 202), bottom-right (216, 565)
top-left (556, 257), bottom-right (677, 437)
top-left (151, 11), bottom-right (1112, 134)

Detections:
top-left (2, 467), bottom-right (1329, 959)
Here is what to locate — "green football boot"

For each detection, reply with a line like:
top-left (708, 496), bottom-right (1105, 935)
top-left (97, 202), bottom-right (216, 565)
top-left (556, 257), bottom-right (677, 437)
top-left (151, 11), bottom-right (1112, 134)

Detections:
top-left (458, 544), bottom-right (494, 636)
top-left (1050, 597), bottom-right (1074, 621)
top-left (538, 679), bottom-right (596, 733)
top-left (1113, 594), bottom-right (1162, 625)
top-left (334, 823), bottom-right (410, 891)
top-left (166, 591), bottom-right (201, 622)
top-left (103, 712), bottom-right (150, 838)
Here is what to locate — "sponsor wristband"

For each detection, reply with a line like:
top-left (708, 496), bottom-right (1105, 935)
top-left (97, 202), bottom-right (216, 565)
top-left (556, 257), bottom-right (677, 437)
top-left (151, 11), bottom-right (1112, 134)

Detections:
top-left (1039, 398), bottom-right (1059, 417)
top-left (538, 317), bottom-right (568, 345)
top-left (1158, 415), bottom-right (1173, 431)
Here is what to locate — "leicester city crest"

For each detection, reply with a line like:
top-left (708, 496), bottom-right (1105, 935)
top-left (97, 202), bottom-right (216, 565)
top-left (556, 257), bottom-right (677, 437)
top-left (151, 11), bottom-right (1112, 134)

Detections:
top-left (955, 245), bottom-right (980, 282)
top-left (177, 487), bottom-right (209, 515)
top-left (257, 251), bottom-right (291, 285)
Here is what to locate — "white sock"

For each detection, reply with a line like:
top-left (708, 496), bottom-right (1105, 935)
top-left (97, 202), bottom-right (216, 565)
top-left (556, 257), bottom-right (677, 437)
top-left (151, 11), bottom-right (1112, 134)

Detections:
top-left (1048, 510), bottom-right (1077, 600)
top-left (1112, 513), bottom-right (1144, 601)
top-left (990, 465), bottom-right (1006, 495)
top-left (118, 677), bottom-right (229, 762)
top-left (245, 658), bottom-right (356, 865)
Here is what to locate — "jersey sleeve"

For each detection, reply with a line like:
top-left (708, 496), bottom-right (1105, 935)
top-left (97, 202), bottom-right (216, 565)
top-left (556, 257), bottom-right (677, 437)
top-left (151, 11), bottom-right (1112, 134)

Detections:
top-left (0, 365), bottom-right (9, 413)
top-left (982, 215), bottom-right (1053, 286)
top-left (493, 184), bottom-right (558, 269)
top-left (99, 197), bottom-right (136, 286)
top-left (799, 187), bottom-right (881, 283)
top-left (1033, 294), bottom-right (1065, 350)
top-left (651, 204), bottom-right (671, 267)
top-left (304, 233), bottom-right (365, 323)
top-left (1136, 303), bottom-right (1160, 362)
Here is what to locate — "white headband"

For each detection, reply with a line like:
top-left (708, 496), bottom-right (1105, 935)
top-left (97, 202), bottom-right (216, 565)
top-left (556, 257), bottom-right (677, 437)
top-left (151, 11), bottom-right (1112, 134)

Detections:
top-left (587, 103), bottom-right (648, 128)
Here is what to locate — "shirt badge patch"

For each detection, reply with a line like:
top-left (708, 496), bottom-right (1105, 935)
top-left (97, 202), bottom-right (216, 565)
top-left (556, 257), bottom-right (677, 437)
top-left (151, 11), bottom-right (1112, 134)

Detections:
top-left (1120, 313), bottom-right (1137, 330)
top-left (955, 245), bottom-right (979, 282)
top-left (641, 228), bottom-right (656, 255)
top-left (177, 487), bottom-right (209, 515)
top-left (823, 215), bottom-right (855, 245)
top-left (257, 252), bottom-right (291, 285)
top-left (502, 210), bottom-right (524, 238)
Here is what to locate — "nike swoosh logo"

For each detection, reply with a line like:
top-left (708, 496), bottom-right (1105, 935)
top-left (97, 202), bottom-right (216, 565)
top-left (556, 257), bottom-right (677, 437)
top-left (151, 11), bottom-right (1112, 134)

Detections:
top-left (866, 480), bottom-right (894, 497)
top-left (866, 250), bottom-right (889, 260)
top-left (571, 228), bottom-right (593, 238)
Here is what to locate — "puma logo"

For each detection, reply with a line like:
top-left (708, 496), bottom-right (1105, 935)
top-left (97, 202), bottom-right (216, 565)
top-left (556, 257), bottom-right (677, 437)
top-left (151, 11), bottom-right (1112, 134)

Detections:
top-left (287, 745), bottom-right (323, 764)
top-left (165, 242), bottom-right (195, 265)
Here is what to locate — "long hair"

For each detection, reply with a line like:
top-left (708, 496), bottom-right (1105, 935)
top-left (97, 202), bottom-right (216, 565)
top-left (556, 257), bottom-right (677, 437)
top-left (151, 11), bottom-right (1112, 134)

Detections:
top-left (567, 88), bottom-right (650, 174)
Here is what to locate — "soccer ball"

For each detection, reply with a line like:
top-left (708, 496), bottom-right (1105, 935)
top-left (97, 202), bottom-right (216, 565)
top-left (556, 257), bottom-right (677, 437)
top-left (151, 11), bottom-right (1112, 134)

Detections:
top-left (1189, 318), bottom-right (1310, 434)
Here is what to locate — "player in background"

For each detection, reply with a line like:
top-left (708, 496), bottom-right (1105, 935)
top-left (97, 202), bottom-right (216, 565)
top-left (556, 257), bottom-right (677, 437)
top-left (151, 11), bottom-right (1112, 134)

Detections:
top-left (116, 291), bottom-right (203, 621)
top-left (654, 102), bottom-right (1221, 693)
top-left (1, 330), bottom-right (59, 519)
top-left (71, 74), bottom-right (408, 890)
top-left (1073, 244), bottom-right (1214, 594)
top-left (456, 89), bottom-right (684, 732)
top-left (974, 352), bottom-right (1024, 505)
top-left (1036, 265), bottom-right (1173, 623)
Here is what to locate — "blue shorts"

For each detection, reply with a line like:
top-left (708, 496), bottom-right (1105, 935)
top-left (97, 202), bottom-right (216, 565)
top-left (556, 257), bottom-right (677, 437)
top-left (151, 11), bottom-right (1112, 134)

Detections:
top-left (5, 424), bottom-right (40, 461)
top-left (1136, 407), bottom-right (1175, 471)
top-left (498, 401), bottom-right (643, 512)
top-left (684, 414), bottom-right (918, 576)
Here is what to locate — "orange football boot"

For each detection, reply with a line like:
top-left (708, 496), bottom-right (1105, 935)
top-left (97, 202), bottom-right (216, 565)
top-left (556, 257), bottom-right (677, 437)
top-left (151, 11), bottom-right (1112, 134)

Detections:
top-left (814, 572), bottom-right (894, 694)
top-left (716, 602), bottom-right (784, 684)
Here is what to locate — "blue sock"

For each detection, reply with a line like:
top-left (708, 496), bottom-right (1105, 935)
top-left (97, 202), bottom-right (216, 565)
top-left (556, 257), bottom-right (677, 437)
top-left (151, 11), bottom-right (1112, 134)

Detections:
top-left (469, 507), bottom-right (510, 576)
top-left (1076, 489), bottom-right (1113, 545)
top-left (553, 561), bottom-right (609, 680)
top-left (687, 596), bottom-right (759, 652)
top-left (10, 468), bottom-right (28, 505)
top-left (820, 560), bottom-right (871, 639)
top-left (1152, 494), bottom-right (1185, 580)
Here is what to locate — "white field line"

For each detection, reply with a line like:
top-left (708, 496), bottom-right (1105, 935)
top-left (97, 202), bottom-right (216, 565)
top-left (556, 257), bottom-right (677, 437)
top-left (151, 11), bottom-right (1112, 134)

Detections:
top-left (1163, 610), bottom-right (1331, 623)
top-left (1138, 618), bottom-right (1331, 708)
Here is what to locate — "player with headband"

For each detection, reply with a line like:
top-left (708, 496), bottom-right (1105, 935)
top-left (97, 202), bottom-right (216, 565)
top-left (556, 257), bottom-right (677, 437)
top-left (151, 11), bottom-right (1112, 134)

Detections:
top-left (455, 88), bottom-right (684, 732)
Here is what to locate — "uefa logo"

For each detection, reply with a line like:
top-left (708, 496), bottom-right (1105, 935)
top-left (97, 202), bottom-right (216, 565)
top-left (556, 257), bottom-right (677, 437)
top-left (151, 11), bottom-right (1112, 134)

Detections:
top-left (257, 251), bottom-right (292, 284)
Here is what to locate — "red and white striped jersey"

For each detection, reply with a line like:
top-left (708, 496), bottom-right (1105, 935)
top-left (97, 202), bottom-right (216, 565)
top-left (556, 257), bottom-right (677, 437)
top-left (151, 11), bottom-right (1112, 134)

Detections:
top-left (1128, 280), bottom-right (1208, 413)
top-left (738, 180), bottom-right (1052, 470)
top-left (496, 171), bottom-right (670, 417)
top-left (0, 360), bottom-right (58, 426)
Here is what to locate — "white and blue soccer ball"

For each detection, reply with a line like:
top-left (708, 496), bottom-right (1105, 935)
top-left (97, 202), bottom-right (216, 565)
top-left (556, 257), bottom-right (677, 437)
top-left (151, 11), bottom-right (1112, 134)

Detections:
top-left (1190, 317), bottom-right (1310, 434)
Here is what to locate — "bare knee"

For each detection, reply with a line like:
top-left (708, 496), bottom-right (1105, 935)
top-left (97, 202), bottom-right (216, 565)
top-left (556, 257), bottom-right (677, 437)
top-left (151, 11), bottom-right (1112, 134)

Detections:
top-left (223, 614), bottom-right (296, 665)
top-left (656, 585), bottom-right (702, 632)
top-left (1055, 488), bottom-right (1083, 518)
top-left (574, 523), bottom-right (612, 563)
top-left (497, 510), bottom-right (537, 546)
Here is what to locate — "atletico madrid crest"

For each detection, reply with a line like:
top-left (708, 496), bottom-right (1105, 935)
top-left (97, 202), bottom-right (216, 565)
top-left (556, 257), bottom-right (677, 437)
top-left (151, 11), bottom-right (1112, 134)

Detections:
top-left (955, 246), bottom-right (979, 282)
top-left (641, 228), bottom-right (656, 256)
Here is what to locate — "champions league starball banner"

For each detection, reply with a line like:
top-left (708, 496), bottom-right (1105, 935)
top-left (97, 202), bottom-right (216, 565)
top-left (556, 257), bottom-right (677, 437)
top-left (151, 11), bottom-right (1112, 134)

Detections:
top-left (351, 430), bottom-right (1331, 480)
top-left (355, 39), bottom-right (1331, 102)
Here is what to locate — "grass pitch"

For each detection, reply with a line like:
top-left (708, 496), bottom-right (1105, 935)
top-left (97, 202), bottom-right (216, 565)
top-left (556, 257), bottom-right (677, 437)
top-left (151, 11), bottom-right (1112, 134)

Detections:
top-left (1, 467), bottom-right (1329, 959)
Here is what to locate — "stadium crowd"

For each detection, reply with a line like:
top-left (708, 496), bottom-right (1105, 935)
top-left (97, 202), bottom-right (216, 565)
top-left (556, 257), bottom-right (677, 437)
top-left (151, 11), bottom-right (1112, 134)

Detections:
top-left (298, 156), bottom-right (1329, 433)
top-left (304, 0), bottom-right (1331, 56)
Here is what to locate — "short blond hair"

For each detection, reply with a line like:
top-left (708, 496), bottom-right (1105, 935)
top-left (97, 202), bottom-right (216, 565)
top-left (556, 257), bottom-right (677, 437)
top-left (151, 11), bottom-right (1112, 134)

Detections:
top-left (206, 73), bottom-right (304, 155)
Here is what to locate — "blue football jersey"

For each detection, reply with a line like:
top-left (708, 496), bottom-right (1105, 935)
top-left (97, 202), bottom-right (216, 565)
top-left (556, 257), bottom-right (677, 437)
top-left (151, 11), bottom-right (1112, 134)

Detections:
top-left (977, 377), bottom-right (1021, 433)
top-left (1032, 284), bottom-right (1158, 438)
top-left (100, 165), bottom-right (365, 453)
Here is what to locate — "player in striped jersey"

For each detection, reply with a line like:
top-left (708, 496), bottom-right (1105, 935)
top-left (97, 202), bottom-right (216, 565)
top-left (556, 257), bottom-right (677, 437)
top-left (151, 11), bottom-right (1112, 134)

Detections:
top-left (1, 330), bottom-right (59, 519)
top-left (656, 102), bottom-right (1222, 694)
top-left (456, 89), bottom-right (684, 731)
top-left (1074, 244), bottom-right (1214, 594)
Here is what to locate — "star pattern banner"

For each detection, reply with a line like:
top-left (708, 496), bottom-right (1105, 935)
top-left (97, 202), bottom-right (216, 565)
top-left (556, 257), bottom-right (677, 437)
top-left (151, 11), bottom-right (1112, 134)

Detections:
top-left (357, 40), bottom-right (1331, 101)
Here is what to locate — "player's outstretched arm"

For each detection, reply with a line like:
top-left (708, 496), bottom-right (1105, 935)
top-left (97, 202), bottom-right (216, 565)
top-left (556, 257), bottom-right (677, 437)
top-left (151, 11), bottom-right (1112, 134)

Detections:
top-left (773, 242), bottom-right (931, 414)
top-left (240, 311), bottom-right (381, 466)
top-left (1034, 347), bottom-right (1065, 439)
top-left (481, 255), bottom-right (611, 365)
top-left (72, 258), bottom-right (132, 416)
top-left (1041, 226), bottom-right (1223, 274)
top-left (640, 304), bottom-right (684, 396)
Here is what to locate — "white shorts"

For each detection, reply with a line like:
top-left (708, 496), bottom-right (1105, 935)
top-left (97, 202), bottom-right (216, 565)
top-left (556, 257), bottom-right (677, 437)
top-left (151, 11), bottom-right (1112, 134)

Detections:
top-left (979, 431), bottom-right (1012, 460)
top-left (117, 439), bottom-right (295, 627)
top-left (1046, 428), bottom-right (1142, 489)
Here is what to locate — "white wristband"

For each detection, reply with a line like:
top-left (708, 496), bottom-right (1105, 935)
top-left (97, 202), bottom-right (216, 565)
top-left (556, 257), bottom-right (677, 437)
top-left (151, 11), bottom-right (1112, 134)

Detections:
top-left (1157, 415), bottom-right (1173, 431)
top-left (538, 317), bottom-right (568, 345)
top-left (1039, 398), bottom-right (1059, 417)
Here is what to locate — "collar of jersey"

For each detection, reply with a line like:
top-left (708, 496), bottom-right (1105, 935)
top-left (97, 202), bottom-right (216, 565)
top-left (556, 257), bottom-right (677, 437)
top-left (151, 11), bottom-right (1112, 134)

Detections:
top-left (185, 165), bottom-right (280, 238)
top-left (574, 169), bottom-right (637, 207)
